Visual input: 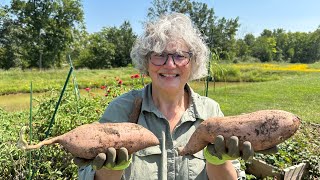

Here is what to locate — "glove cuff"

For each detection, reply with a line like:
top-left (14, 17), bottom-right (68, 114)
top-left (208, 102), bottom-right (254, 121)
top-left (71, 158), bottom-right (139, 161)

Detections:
top-left (203, 147), bottom-right (232, 165)
top-left (104, 155), bottom-right (132, 171)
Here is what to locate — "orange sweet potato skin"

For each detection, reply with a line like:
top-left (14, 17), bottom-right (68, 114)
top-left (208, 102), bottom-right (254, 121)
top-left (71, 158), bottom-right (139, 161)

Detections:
top-left (55, 123), bottom-right (159, 159)
top-left (178, 110), bottom-right (301, 156)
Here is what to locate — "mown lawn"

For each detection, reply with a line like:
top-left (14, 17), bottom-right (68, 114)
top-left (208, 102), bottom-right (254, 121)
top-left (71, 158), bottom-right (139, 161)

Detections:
top-left (192, 73), bottom-right (320, 123)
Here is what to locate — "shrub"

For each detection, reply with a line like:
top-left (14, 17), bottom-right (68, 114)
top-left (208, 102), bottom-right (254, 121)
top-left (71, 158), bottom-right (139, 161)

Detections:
top-left (253, 122), bottom-right (320, 179)
top-left (0, 88), bottom-right (111, 179)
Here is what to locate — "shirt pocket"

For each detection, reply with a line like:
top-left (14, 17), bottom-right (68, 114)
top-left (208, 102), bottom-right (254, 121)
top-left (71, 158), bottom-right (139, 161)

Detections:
top-left (126, 145), bottom-right (162, 180)
top-left (187, 150), bottom-right (207, 180)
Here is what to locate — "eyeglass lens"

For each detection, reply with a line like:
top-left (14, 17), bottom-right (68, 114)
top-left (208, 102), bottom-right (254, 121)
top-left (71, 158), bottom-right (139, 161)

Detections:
top-left (150, 51), bottom-right (192, 66)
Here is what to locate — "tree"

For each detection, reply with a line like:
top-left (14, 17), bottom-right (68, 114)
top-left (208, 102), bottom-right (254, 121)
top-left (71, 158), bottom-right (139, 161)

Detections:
top-left (235, 39), bottom-right (250, 59)
top-left (104, 21), bottom-right (136, 67)
top-left (252, 36), bottom-right (277, 62)
top-left (76, 21), bottom-right (136, 69)
top-left (4, 0), bottom-right (84, 69)
top-left (272, 28), bottom-right (289, 62)
top-left (76, 32), bottom-right (115, 69)
top-left (147, 0), bottom-right (172, 21)
top-left (308, 27), bottom-right (320, 63)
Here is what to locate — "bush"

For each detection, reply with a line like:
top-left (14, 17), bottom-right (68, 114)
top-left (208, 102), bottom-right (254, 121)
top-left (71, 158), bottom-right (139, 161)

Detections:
top-left (0, 88), bottom-right (111, 179)
top-left (253, 122), bottom-right (320, 179)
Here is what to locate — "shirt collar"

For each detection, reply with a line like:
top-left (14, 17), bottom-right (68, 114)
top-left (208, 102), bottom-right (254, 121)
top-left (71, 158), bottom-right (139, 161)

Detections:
top-left (141, 83), bottom-right (204, 121)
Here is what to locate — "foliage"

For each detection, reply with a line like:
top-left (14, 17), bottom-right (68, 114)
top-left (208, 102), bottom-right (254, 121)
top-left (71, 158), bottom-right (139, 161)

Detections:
top-left (74, 21), bottom-right (136, 69)
top-left (0, 0), bottom-right (84, 69)
top-left (0, 74), bottom-right (145, 179)
top-left (254, 122), bottom-right (320, 179)
top-left (0, 66), bottom-right (319, 179)
top-left (1, 1), bottom-right (320, 70)
top-left (0, 67), bottom-right (146, 95)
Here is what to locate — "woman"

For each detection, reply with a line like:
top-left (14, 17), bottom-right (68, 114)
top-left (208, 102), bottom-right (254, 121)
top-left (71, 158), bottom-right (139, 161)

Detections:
top-left (78, 13), bottom-right (253, 180)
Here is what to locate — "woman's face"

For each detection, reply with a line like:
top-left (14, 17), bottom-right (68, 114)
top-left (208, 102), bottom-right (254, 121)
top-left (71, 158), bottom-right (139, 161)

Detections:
top-left (148, 41), bottom-right (192, 93)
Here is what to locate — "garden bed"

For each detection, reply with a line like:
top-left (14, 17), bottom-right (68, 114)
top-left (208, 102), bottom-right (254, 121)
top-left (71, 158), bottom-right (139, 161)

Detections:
top-left (246, 158), bottom-right (308, 179)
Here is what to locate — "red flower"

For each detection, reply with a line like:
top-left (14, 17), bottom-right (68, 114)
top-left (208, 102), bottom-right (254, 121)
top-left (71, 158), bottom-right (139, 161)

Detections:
top-left (131, 74), bottom-right (140, 79)
top-left (107, 89), bottom-right (111, 93)
top-left (85, 87), bottom-right (91, 92)
top-left (118, 80), bottom-right (123, 85)
top-left (101, 85), bottom-right (106, 89)
top-left (104, 93), bottom-right (108, 97)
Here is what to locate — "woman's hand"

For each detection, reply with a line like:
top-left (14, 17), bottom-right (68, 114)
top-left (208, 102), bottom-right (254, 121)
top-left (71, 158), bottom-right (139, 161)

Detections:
top-left (204, 135), bottom-right (254, 165)
top-left (73, 147), bottom-right (132, 170)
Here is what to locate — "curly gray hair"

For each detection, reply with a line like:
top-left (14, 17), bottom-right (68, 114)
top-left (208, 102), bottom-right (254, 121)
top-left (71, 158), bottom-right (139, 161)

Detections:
top-left (130, 13), bottom-right (209, 81)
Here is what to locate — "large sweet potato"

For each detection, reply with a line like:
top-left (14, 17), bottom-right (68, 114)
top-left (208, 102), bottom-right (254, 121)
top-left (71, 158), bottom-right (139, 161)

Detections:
top-left (178, 110), bottom-right (301, 156)
top-left (17, 123), bottom-right (159, 159)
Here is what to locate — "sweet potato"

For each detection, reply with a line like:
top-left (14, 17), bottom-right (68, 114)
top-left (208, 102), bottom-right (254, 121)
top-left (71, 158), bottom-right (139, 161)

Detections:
top-left (178, 110), bottom-right (301, 156)
top-left (17, 122), bottom-right (159, 159)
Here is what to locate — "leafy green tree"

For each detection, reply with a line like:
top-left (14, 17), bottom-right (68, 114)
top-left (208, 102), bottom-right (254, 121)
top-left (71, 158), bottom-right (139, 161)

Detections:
top-left (4, 0), bottom-right (84, 69)
top-left (76, 21), bottom-right (136, 69)
top-left (77, 32), bottom-right (115, 69)
top-left (103, 21), bottom-right (137, 67)
top-left (1, 4), bottom-right (30, 69)
top-left (308, 27), bottom-right (320, 63)
top-left (287, 32), bottom-right (310, 63)
top-left (235, 39), bottom-right (250, 59)
top-left (252, 36), bottom-right (277, 62)
top-left (147, 0), bottom-right (172, 21)
top-left (261, 29), bottom-right (273, 37)
top-left (272, 29), bottom-right (289, 62)
top-left (244, 33), bottom-right (255, 47)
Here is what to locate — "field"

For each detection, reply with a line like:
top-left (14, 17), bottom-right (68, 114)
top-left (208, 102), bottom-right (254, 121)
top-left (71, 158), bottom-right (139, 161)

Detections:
top-left (0, 62), bottom-right (319, 179)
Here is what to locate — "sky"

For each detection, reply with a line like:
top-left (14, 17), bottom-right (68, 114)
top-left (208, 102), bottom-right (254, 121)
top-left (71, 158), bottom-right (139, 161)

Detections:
top-left (82, 0), bottom-right (320, 38)
top-left (1, 0), bottom-right (320, 38)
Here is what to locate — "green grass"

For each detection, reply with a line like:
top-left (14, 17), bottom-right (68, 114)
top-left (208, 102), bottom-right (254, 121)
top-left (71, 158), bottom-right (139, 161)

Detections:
top-left (1, 64), bottom-right (320, 123)
top-left (0, 67), bottom-right (142, 95)
top-left (0, 64), bottom-right (319, 179)
top-left (193, 73), bottom-right (320, 123)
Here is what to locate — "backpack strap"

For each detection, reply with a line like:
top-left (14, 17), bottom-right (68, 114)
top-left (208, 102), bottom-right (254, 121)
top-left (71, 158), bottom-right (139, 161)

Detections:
top-left (128, 90), bottom-right (143, 124)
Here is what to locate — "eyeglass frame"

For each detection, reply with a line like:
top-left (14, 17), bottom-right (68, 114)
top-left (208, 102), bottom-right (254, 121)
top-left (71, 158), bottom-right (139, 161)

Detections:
top-left (148, 51), bottom-right (193, 66)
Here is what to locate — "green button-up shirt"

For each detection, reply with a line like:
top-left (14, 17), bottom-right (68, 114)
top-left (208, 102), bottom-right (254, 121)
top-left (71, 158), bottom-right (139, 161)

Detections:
top-left (79, 84), bottom-right (245, 180)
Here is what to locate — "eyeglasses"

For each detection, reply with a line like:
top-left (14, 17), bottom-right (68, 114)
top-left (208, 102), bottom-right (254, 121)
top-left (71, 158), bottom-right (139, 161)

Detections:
top-left (149, 51), bottom-right (193, 66)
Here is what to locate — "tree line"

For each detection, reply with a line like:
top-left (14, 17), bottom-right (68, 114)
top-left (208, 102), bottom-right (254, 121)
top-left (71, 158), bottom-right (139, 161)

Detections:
top-left (0, 0), bottom-right (319, 70)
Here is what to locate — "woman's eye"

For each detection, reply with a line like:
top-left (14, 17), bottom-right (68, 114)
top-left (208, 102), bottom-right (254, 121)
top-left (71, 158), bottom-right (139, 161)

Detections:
top-left (154, 53), bottom-right (164, 57)
top-left (175, 54), bottom-right (185, 59)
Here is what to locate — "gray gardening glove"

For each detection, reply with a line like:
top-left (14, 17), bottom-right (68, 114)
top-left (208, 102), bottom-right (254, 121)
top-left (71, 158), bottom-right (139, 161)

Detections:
top-left (73, 147), bottom-right (131, 170)
top-left (204, 135), bottom-right (254, 165)
top-left (204, 135), bottom-right (278, 165)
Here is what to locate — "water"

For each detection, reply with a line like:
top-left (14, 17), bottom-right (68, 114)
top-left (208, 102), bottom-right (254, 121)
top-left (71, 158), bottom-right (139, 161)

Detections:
top-left (0, 82), bottom-right (243, 112)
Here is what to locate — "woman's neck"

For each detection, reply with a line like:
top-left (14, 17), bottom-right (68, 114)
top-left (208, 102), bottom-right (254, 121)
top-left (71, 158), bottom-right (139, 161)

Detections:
top-left (151, 85), bottom-right (189, 122)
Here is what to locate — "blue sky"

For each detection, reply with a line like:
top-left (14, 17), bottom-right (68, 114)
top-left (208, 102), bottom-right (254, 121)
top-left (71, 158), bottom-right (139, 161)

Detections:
top-left (83, 0), bottom-right (320, 37)
top-left (1, 0), bottom-right (319, 37)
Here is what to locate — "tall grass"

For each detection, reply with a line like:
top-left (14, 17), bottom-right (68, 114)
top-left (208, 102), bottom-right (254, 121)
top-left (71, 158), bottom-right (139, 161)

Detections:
top-left (210, 62), bottom-right (320, 82)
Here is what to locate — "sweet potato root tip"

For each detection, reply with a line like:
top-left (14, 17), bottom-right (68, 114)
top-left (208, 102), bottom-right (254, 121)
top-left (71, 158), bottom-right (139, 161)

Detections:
top-left (17, 126), bottom-right (60, 150)
top-left (17, 123), bottom-right (160, 159)
top-left (178, 110), bottom-right (301, 156)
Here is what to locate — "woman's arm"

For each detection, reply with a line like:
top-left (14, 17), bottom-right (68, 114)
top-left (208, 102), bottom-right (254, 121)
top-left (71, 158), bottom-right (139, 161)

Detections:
top-left (95, 169), bottom-right (124, 180)
top-left (206, 161), bottom-right (237, 180)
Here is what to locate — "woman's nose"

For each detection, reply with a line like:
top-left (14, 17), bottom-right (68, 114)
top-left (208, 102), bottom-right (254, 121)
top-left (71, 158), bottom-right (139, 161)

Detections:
top-left (164, 55), bottom-right (176, 67)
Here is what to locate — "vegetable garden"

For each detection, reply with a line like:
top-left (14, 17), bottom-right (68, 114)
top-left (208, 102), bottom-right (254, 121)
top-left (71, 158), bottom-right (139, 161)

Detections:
top-left (0, 63), bottom-right (319, 179)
